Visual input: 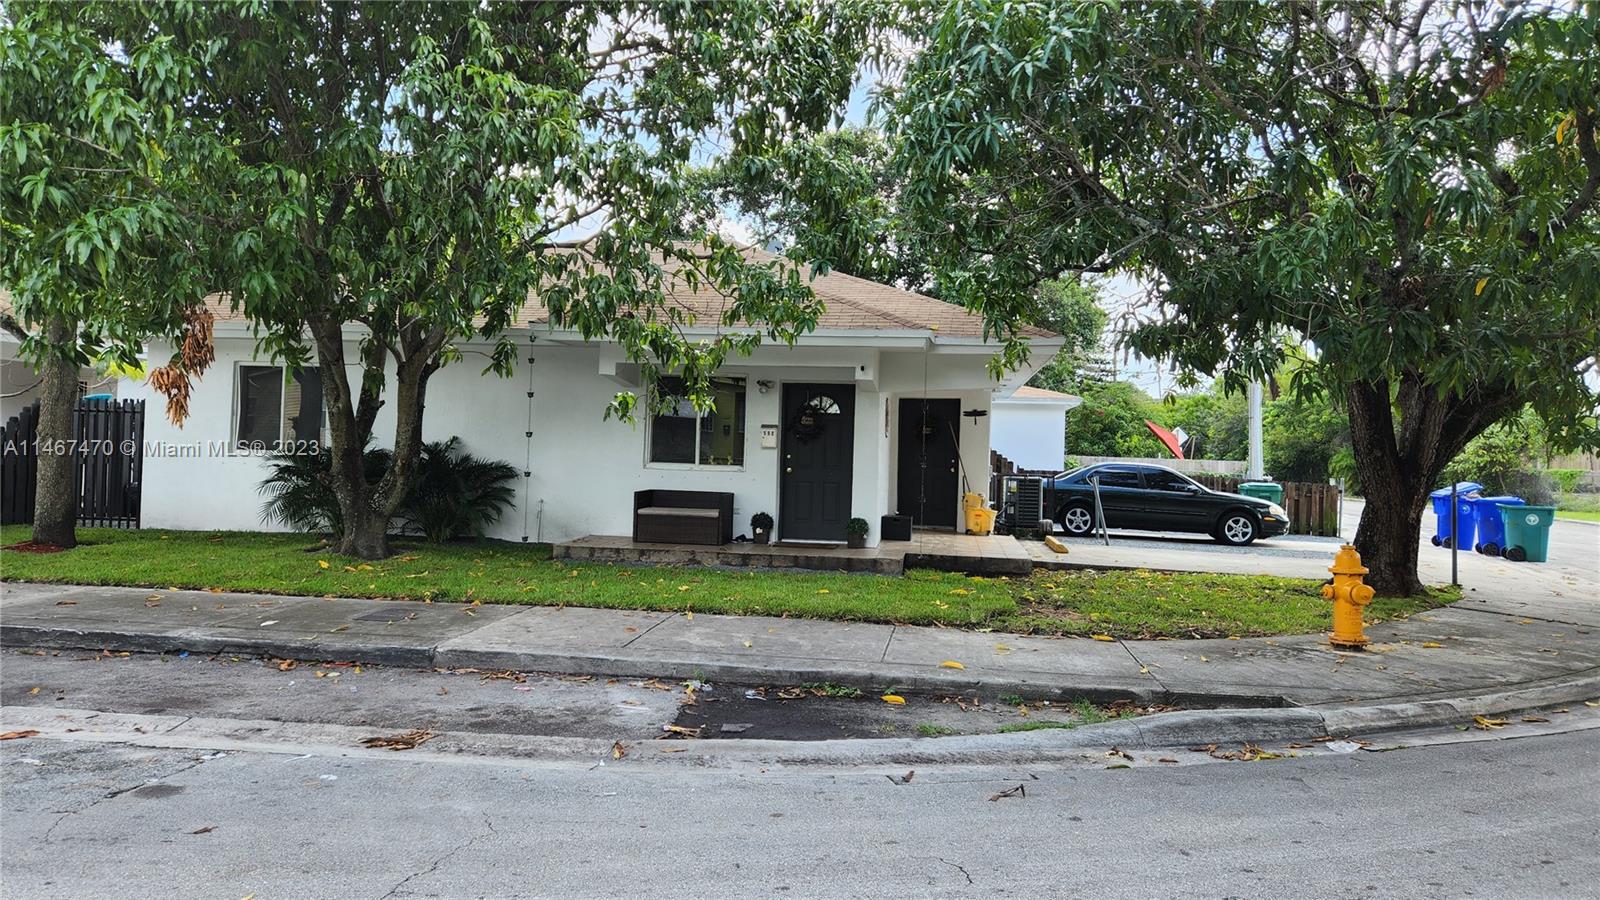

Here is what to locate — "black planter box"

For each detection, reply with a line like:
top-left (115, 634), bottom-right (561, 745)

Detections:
top-left (881, 514), bottom-right (913, 542)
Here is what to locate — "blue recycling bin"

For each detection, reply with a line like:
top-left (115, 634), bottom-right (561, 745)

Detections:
top-left (1471, 496), bottom-right (1524, 555)
top-left (1429, 482), bottom-right (1483, 548)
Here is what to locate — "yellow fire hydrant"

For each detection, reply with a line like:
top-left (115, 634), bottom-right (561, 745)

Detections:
top-left (1322, 544), bottom-right (1376, 650)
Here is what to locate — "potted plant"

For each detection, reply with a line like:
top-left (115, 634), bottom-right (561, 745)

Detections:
top-left (751, 511), bottom-right (774, 545)
top-left (846, 517), bottom-right (869, 549)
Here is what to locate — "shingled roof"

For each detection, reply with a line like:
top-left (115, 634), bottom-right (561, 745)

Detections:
top-left (194, 246), bottom-right (1057, 341)
top-left (512, 247), bottom-right (1055, 340)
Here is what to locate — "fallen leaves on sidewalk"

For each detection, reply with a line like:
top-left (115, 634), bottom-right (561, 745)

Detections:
top-left (886, 770), bottom-right (915, 785)
top-left (0, 730), bottom-right (40, 741)
top-left (360, 728), bottom-right (436, 751)
top-left (189, 825), bottom-right (216, 835)
top-left (939, 660), bottom-right (965, 670)
top-left (660, 724), bottom-right (702, 739)
top-left (880, 694), bottom-right (906, 705)
top-left (611, 741), bottom-right (628, 760)
top-left (988, 784), bottom-right (1026, 801)
top-left (1472, 715), bottom-right (1509, 730)
top-left (1206, 742), bottom-right (1281, 762)
top-left (274, 659), bottom-right (296, 672)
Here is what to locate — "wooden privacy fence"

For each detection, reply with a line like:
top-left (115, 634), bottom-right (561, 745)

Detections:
top-left (0, 398), bottom-right (145, 528)
top-left (991, 451), bottom-right (1343, 537)
top-left (1188, 473), bottom-right (1342, 537)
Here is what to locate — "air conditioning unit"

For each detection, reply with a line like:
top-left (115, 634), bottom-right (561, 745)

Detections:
top-left (1000, 475), bottom-right (1046, 534)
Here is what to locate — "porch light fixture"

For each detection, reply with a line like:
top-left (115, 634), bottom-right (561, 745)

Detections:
top-left (963, 408), bottom-right (987, 423)
top-left (756, 379), bottom-right (774, 394)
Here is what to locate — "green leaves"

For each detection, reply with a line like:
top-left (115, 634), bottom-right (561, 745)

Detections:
top-left (1, 3), bottom-right (206, 369)
top-left (893, 1), bottom-right (1600, 450)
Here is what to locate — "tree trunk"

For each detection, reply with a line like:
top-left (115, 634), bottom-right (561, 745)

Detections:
top-left (338, 507), bottom-right (392, 559)
top-left (308, 313), bottom-right (442, 561)
top-left (1345, 374), bottom-right (1519, 597)
top-left (31, 316), bottom-right (79, 549)
top-left (1350, 467), bottom-right (1431, 597)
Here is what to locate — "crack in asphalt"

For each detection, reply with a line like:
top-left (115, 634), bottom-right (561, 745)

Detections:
top-left (932, 856), bottom-right (975, 885)
top-left (41, 754), bottom-right (212, 843)
top-left (381, 812), bottom-right (498, 899)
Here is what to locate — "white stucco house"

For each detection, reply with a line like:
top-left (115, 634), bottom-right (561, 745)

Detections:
top-left (119, 256), bottom-right (1062, 548)
top-left (1, 325), bottom-right (115, 423)
top-left (990, 385), bottom-right (1081, 472)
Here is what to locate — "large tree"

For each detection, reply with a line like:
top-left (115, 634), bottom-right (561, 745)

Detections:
top-left (1, 4), bottom-right (209, 548)
top-left (892, 1), bottom-right (1600, 594)
top-left (700, 127), bottom-right (934, 290)
top-left (131, 2), bottom-right (883, 559)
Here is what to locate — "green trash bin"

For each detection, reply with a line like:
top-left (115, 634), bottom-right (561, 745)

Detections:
top-left (1499, 505), bottom-right (1556, 563)
top-left (1238, 482), bottom-right (1284, 505)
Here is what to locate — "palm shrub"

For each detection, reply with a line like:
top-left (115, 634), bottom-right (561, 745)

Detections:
top-left (259, 445), bottom-right (392, 535)
top-left (399, 438), bottom-right (519, 543)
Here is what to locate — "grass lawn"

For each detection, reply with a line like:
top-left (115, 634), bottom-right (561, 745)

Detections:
top-left (1554, 492), bottom-right (1600, 522)
top-left (0, 526), bottom-right (1457, 638)
top-left (995, 569), bottom-right (1459, 640)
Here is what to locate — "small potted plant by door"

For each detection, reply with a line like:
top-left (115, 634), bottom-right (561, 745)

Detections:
top-left (751, 511), bottom-right (774, 545)
top-left (846, 517), bottom-right (869, 549)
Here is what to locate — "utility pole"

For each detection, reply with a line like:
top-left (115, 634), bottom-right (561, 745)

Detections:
top-left (1247, 381), bottom-right (1264, 479)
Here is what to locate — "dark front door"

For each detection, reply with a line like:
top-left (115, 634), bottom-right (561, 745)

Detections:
top-left (897, 398), bottom-right (960, 528)
top-left (779, 384), bottom-right (856, 541)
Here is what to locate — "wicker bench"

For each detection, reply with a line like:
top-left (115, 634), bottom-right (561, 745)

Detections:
top-left (632, 489), bottom-right (734, 546)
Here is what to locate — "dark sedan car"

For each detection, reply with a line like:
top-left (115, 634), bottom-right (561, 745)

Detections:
top-left (1046, 463), bottom-right (1290, 545)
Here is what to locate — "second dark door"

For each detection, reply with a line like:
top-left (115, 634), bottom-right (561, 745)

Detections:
top-left (779, 384), bottom-right (856, 541)
top-left (897, 398), bottom-right (960, 528)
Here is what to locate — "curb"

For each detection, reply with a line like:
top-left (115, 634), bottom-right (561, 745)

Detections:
top-left (7, 671), bottom-right (1595, 773)
top-left (660, 669), bottom-right (1600, 769)
top-left (0, 621), bottom-right (1286, 710)
top-left (5, 620), bottom-right (1596, 768)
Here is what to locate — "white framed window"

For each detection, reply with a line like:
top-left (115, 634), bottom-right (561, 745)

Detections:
top-left (235, 364), bottom-right (325, 450)
top-left (648, 376), bottom-right (747, 467)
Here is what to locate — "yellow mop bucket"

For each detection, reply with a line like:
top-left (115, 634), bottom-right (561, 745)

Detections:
top-left (963, 492), bottom-right (995, 535)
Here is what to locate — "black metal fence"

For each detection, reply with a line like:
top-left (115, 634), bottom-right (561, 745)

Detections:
top-left (1, 397), bottom-right (145, 528)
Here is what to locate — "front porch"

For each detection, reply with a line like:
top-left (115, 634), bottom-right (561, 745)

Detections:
top-left (552, 531), bottom-right (1034, 576)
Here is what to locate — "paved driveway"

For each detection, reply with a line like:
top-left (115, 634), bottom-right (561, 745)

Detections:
top-left (1039, 499), bottom-right (1599, 626)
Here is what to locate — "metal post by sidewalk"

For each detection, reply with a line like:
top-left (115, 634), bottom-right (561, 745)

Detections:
top-left (1450, 482), bottom-right (1459, 587)
top-left (1091, 476), bottom-right (1110, 545)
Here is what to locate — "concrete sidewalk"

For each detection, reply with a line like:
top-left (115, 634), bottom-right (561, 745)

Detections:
top-left (3, 580), bottom-right (1595, 709)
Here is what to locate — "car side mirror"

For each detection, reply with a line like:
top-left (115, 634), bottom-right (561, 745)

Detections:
top-left (1184, 484), bottom-right (1203, 493)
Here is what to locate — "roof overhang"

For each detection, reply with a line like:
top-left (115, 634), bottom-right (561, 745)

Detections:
top-left (993, 393), bottom-right (1083, 410)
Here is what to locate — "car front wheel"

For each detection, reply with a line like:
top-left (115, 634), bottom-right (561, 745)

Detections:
top-left (1058, 503), bottom-right (1096, 536)
top-left (1215, 511), bottom-right (1260, 546)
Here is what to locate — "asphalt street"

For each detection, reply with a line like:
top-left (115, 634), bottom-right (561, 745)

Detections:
top-left (3, 724), bottom-right (1596, 899)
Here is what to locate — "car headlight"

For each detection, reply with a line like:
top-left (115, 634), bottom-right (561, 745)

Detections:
top-left (1266, 503), bottom-right (1287, 518)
